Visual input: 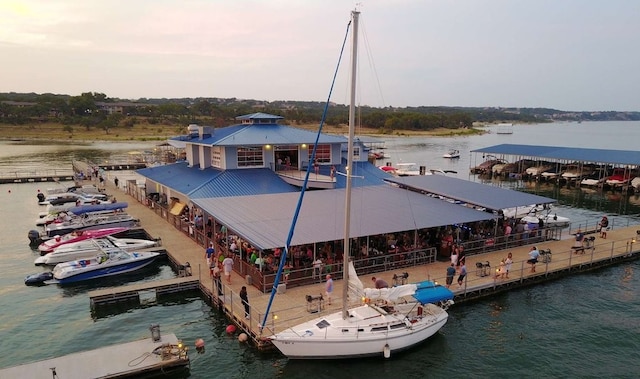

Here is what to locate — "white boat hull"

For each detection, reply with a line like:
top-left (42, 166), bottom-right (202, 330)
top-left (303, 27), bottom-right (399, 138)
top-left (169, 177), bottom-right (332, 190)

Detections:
top-left (270, 303), bottom-right (448, 359)
top-left (35, 237), bottom-right (160, 266)
top-left (52, 251), bottom-right (159, 283)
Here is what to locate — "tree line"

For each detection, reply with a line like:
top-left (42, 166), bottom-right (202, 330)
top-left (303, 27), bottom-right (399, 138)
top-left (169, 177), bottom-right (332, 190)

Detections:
top-left (2, 92), bottom-right (637, 134)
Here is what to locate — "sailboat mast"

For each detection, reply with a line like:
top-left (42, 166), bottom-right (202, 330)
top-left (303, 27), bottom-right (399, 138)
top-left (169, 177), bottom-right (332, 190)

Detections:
top-left (342, 9), bottom-right (359, 320)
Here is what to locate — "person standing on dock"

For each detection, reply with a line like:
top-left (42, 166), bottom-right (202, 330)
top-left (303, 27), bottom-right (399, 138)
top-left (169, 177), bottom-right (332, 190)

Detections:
top-left (527, 246), bottom-right (540, 273)
top-left (505, 252), bottom-right (513, 279)
top-left (446, 264), bottom-right (456, 288)
top-left (114, 176), bottom-right (119, 189)
top-left (222, 254), bottom-right (234, 284)
top-left (598, 216), bottom-right (609, 239)
top-left (240, 286), bottom-right (250, 319)
top-left (325, 274), bottom-right (333, 305)
top-left (457, 259), bottom-right (467, 287)
top-left (205, 243), bottom-right (215, 273)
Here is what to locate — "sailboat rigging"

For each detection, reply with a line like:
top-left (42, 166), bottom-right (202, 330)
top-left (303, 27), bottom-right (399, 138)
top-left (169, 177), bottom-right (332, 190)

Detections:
top-left (263, 9), bottom-right (454, 360)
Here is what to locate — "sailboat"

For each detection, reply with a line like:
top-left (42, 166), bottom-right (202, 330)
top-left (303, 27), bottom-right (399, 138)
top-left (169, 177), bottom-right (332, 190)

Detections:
top-left (265, 9), bottom-right (454, 359)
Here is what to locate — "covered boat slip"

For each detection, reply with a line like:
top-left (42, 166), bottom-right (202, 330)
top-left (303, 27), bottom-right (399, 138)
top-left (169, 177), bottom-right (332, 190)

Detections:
top-left (472, 144), bottom-right (640, 165)
top-left (471, 144), bottom-right (640, 180)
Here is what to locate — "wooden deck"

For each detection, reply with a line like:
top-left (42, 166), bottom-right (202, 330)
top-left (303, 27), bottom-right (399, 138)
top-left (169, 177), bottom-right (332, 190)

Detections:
top-left (98, 175), bottom-right (640, 352)
top-left (0, 333), bottom-right (189, 378)
top-left (0, 169), bottom-right (74, 184)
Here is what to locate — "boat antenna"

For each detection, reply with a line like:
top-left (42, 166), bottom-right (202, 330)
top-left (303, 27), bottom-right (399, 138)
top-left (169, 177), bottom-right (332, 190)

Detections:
top-left (259, 14), bottom-right (354, 335)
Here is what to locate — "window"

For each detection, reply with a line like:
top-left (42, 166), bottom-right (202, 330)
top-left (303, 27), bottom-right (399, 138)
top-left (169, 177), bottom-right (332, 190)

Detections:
top-left (211, 146), bottom-right (221, 168)
top-left (237, 146), bottom-right (263, 167)
top-left (308, 144), bottom-right (331, 163)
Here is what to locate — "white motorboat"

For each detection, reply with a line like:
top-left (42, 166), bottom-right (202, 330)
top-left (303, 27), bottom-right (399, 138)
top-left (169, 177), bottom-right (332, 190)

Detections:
top-left (266, 10), bottom-right (454, 359)
top-left (35, 236), bottom-right (161, 266)
top-left (502, 204), bottom-right (570, 228)
top-left (43, 213), bottom-right (139, 238)
top-left (525, 164), bottom-right (553, 176)
top-left (442, 149), bottom-right (460, 159)
top-left (38, 192), bottom-right (110, 206)
top-left (37, 227), bottom-right (130, 254)
top-left (52, 249), bottom-right (160, 284)
top-left (36, 202), bottom-right (129, 227)
top-left (394, 163), bottom-right (421, 176)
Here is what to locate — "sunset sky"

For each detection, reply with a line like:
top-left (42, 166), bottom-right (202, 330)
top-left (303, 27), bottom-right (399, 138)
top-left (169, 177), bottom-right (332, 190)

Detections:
top-left (1, 0), bottom-right (639, 111)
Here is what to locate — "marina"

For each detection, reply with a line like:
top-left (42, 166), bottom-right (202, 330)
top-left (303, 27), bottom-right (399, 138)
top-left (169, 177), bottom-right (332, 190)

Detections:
top-left (0, 123), bottom-right (639, 377)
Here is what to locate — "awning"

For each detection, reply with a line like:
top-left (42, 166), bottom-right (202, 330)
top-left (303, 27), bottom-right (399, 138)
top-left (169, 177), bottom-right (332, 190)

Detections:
top-left (169, 202), bottom-right (186, 216)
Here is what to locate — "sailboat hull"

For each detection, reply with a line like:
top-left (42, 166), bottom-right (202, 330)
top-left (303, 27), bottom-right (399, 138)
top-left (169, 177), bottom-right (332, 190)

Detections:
top-left (270, 303), bottom-right (448, 359)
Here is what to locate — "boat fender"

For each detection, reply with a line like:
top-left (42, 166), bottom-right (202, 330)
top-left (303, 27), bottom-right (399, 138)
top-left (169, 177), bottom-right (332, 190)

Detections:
top-left (383, 343), bottom-right (391, 359)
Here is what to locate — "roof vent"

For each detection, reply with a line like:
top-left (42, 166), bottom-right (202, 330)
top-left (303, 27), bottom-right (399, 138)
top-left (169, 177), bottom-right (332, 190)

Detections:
top-left (187, 124), bottom-right (199, 137)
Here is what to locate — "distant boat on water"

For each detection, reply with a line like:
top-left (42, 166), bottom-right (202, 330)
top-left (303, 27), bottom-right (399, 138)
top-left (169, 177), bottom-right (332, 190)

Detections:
top-left (496, 123), bottom-right (514, 134)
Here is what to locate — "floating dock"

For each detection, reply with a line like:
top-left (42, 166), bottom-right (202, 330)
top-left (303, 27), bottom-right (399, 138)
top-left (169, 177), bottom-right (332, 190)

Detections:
top-left (0, 169), bottom-right (74, 184)
top-left (0, 333), bottom-right (189, 379)
top-left (89, 276), bottom-right (200, 310)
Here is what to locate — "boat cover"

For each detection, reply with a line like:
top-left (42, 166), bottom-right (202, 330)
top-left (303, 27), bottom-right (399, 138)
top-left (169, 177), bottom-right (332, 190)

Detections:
top-left (68, 202), bottom-right (128, 215)
top-left (412, 281), bottom-right (454, 304)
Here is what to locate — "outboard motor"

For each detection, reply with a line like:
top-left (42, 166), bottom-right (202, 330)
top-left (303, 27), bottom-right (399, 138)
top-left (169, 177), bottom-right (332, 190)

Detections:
top-left (37, 192), bottom-right (45, 203)
top-left (28, 230), bottom-right (42, 245)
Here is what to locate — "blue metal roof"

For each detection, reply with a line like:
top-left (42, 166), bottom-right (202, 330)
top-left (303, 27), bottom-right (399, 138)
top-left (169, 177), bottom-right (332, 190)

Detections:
top-left (472, 144), bottom-right (640, 165)
top-left (385, 175), bottom-right (555, 211)
top-left (192, 184), bottom-right (497, 250)
top-left (137, 162), bottom-right (221, 196)
top-left (189, 168), bottom-right (299, 199)
top-left (171, 123), bottom-right (346, 147)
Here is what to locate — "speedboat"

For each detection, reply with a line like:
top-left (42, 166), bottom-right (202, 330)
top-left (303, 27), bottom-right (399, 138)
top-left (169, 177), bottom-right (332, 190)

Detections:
top-left (561, 164), bottom-right (595, 181)
top-left (525, 163), bottom-right (553, 177)
top-left (36, 202), bottom-right (129, 226)
top-left (52, 249), bottom-right (160, 284)
top-left (38, 192), bottom-right (110, 206)
top-left (471, 157), bottom-right (506, 175)
top-left (442, 149), bottom-right (460, 159)
top-left (35, 235), bottom-right (161, 266)
top-left (502, 204), bottom-right (570, 228)
top-left (37, 227), bottom-right (130, 253)
top-left (520, 213), bottom-right (570, 229)
top-left (605, 168), bottom-right (632, 187)
top-left (395, 163), bottom-right (421, 176)
top-left (43, 213), bottom-right (139, 238)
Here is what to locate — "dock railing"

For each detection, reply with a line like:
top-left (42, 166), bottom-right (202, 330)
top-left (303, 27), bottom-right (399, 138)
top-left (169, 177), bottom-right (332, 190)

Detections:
top-left (454, 236), bottom-right (636, 299)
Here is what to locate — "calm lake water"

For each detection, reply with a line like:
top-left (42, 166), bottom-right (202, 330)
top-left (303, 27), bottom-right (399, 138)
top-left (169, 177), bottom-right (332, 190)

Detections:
top-left (0, 121), bottom-right (639, 378)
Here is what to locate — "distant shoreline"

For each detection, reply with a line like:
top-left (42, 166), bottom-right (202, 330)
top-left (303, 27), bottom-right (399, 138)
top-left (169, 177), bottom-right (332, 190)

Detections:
top-left (0, 122), bottom-right (486, 143)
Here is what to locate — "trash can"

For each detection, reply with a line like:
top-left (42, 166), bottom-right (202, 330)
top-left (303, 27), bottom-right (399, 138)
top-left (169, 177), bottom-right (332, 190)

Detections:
top-left (245, 275), bottom-right (253, 285)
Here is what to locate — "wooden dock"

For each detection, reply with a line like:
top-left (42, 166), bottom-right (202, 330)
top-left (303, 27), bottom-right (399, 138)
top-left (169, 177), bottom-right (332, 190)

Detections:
top-left (0, 333), bottom-right (189, 378)
top-left (0, 169), bottom-right (74, 184)
top-left (89, 276), bottom-right (200, 310)
top-left (98, 176), bottom-right (640, 353)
